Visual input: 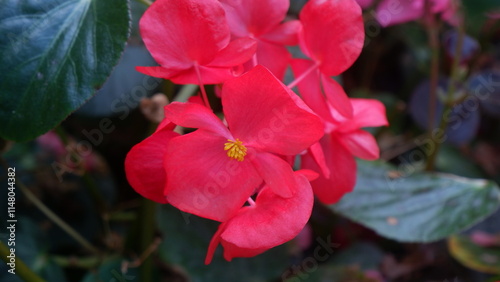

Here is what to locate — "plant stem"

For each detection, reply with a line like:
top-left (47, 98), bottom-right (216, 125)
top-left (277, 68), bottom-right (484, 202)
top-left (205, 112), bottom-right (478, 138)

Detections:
top-left (193, 62), bottom-right (212, 110)
top-left (287, 62), bottom-right (319, 89)
top-left (0, 157), bottom-right (101, 255)
top-left (174, 84), bottom-right (199, 103)
top-left (0, 241), bottom-right (45, 282)
top-left (426, 13), bottom-right (440, 138)
top-left (425, 5), bottom-right (465, 171)
top-left (52, 255), bottom-right (103, 269)
top-left (19, 178), bottom-right (101, 255)
top-left (139, 198), bottom-right (156, 281)
top-left (134, 0), bottom-right (152, 6)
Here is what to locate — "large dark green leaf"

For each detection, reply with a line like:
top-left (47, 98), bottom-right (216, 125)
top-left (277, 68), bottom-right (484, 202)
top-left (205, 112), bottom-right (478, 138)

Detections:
top-left (157, 205), bottom-right (290, 282)
top-left (0, 0), bottom-right (130, 141)
top-left (331, 160), bottom-right (500, 242)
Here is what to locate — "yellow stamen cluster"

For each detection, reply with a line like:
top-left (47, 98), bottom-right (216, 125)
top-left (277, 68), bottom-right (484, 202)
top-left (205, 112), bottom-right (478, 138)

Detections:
top-left (224, 138), bottom-right (247, 161)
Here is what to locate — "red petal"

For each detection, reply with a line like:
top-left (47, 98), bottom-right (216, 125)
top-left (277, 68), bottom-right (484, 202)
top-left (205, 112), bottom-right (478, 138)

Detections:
top-left (250, 151), bottom-right (298, 198)
top-left (169, 65), bottom-right (237, 85)
top-left (308, 141), bottom-right (330, 178)
top-left (164, 130), bottom-right (261, 222)
top-left (340, 129), bottom-right (380, 160)
top-left (155, 118), bottom-right (176, 132)
top-left (209, 37), bottom-right (257, 67)
top-left (136, 65), bottom-right (235, 85)
top-left (135, 66), bottom-right (183, 80)
top-left (351, 98), bottom-right (388, 128)
top-left (255, 41), bottom-right (291, 81)
top-left (301, 133), bottom-right (356, 204)
top-left (220, 0), bottom-right (289, 37)
top-left (205, 221), bottom-right (226, 264)
top-left (223, 65), bottom-right (324, 155)
top-left (321, 74), bottom-right (353, 119)
top-left (295, 169), bottom-right (320, 181)
top-left (260, 20), bottom-right (301, 45)
top-left (291, 59), bottom-right (336, 124)
top-left (125, 129), bottom-right (179, 203)
top-left (299, 0), bottom-right (364, 76)
top-left (140, 0), bottom-right (229, 67)
top-left (375, 0), bottom-right (423, 27)
top-left (163, 102), bottom-right (231, 137)
top-left (219, 172), bottom-right (314, 260)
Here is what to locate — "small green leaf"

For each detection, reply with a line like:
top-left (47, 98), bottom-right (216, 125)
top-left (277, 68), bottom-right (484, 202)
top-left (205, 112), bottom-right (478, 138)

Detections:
top-left (157, 205), bottom-right (290, 282)
top-left (0, 0), bottom-right (130, 141)
top-left (331, 160), bottom-right (500, 242)
top-left (448, 235), bottom-right (500, 274)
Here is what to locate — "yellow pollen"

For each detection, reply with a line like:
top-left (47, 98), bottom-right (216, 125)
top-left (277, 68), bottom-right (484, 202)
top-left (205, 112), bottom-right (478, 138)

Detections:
top-left (224, 138), bottom-right (247, 161)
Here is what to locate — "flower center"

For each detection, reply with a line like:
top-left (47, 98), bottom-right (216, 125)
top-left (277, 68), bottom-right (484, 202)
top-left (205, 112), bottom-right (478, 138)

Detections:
top-left (224, 139), bottom-right (247, 161)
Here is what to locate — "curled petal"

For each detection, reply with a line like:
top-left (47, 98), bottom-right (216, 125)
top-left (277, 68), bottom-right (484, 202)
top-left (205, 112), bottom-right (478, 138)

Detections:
top-left (205, 172), bottom-right (314, 263)
top-left (250, 151), bottom-right (298, 198)
top-left (125, 129), bottom-right (179, 203)
top-left (340, 129), bottom-right (380, 160)
top-left (321, 74), bottom-right (353, 119)
top-left (308, 141), bottom-right (330, 178)
top-left (339, 98), bottom-right (388, 132)
top-left (301, 134), bottom-right (356, 204)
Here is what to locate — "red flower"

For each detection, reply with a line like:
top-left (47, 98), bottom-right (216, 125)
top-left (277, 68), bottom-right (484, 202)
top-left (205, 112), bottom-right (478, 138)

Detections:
top-left (220, 0), bottom-right (301, 80)
top-left (163, 66), bottom-right (324, 221)
top-left (298, 0), bottom-right (364, 77)
top-left (301, 98), bottom-right (388, 204)
top-left (125, 120), bottom-right (179, 203)
top-left (375, 0), bottom-right (459, 27)
top-left (136, 0), bottom-right (257, 84)
top-left (205, 170), bottom-right (316, 264)
top-left (289, 0), bottom-right (365, 118)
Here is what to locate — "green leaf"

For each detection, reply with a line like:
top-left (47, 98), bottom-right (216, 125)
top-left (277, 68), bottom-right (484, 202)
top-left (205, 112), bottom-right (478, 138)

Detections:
top-left (157, 205), bottom-right (290, 282)
top-left (448, 235), bottom-right (500, 274)
top-left (331, 160), bottom-right (500, 242)
top-left (0, 0), bottom-right (130, 141)
top-left (436, 145), bottom-right (486, 178)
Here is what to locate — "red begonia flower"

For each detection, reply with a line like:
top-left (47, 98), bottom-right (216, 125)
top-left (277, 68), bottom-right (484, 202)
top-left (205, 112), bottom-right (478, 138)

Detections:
top-left (125, 121), bottom-right (178, 204)
top-left (375, 0), bottom-right (459, 27)
top-left (136, 0), bottom-right (257, 84)
top-left (302, 98), bottom-right (388, 204)
top-left (163, 66), bottom-right (324, 222)
top-left (298, 0), bottom-right (364, 77)
top-left (220, 0), bottom-right (301, 80)
top-left (205, 170), bottom-right (316, 264)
